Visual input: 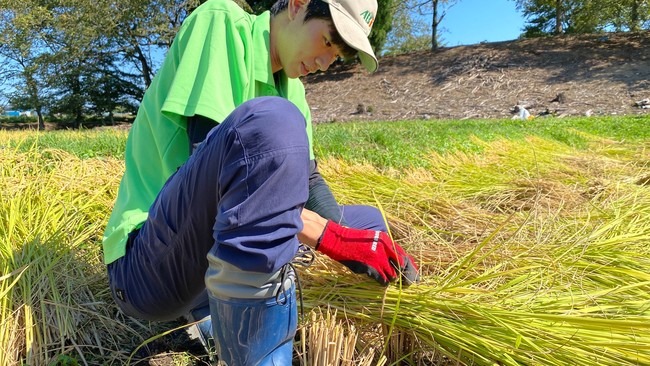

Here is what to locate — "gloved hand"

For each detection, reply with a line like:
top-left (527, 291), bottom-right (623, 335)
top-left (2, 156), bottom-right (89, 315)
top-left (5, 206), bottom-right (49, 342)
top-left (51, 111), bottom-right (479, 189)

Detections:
top-left (315, 221), bottom-right (419, 286)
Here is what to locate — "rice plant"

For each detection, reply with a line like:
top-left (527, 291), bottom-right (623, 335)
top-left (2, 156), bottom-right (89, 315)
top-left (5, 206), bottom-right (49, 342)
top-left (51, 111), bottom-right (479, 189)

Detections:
top-left (0, 137), bottom-right (154, 365)
top-left (1, 123), bottom-right (649, 365)
top-left (306, 136), bottom-right (650, 365)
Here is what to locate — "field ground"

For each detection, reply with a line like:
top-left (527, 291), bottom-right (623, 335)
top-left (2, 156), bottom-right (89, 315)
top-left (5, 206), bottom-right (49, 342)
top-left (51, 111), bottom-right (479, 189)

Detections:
top-left (1, 115), bottom-right (648, 365)
top-left (304, 31), bottom-right (650, 123)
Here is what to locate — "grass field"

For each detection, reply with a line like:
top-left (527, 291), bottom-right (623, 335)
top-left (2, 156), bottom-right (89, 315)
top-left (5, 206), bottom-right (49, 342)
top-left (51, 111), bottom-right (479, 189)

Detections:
top-left (1, 115), bottom-right (649, 365)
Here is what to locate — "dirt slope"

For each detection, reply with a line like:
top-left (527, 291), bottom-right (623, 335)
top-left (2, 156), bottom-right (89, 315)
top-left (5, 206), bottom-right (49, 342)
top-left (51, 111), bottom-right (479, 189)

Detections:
top-left (303, 31), bottom-right (650, 122)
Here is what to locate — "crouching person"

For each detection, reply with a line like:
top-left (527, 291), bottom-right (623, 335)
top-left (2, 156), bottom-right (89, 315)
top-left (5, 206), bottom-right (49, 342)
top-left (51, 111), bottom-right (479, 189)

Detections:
top-left (103, 0), bottom-right (418, 364)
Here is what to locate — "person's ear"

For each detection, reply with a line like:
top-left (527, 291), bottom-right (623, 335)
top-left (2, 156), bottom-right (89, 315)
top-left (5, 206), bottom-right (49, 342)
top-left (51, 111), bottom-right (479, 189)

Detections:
top-left (288, 0), bottom-right (310, 20)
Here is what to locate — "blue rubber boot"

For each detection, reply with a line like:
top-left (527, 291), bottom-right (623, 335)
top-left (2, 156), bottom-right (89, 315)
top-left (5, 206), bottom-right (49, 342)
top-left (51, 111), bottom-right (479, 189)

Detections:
top-left (209, 285), bottom-right (297, 366)
top-left (186, 304), bottom-right (215, 358)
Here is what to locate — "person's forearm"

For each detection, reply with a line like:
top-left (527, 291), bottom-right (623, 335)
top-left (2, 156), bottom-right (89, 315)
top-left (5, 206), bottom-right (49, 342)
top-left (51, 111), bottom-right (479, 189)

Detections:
top-left (299, 208), bottom-right (328, 248)
top-left (305, 160), bottom-right (347, 226)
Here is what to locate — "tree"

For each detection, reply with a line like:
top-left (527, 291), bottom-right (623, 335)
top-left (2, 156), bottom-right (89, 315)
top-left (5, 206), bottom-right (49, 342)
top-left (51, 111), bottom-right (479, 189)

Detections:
top-left (7, 60), bottom-right (53, 130)
top-left (0, 0), bottom-right (151, 128)
top-left (0, 0), bottom-right (57, 130)
top-left (86, 59), bottom-right (142, 125)
top-left (599, 0), bottom-right (650, 31)
top-left (514, 0), bottom-right (606, 36)
top-left (384, 0), bottom-right (457, 52)
top-left (383, 0), bottom-right (430, 54)
top-left (428, 0), bottom-right (454, 50)
top-left (514, 0), bottom-right (649, 37)
top-left (514, 0), bottom-right (573, 35)
top-left (368, 0), bottom-right (396, 53)
top-left (105, 0), bottom-right (204, 88)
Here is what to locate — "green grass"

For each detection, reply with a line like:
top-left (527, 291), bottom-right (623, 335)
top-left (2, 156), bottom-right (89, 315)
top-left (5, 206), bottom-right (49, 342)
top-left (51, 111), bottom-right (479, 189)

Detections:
top-left (2, 115), bottom-right (647, 166)
top-left (0, 129), bottom-right (128, 159)
top-left (314, 115), bottom-right (650, 169)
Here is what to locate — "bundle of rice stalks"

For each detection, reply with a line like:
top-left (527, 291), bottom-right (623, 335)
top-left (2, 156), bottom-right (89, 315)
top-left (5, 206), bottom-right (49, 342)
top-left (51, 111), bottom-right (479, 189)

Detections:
top-left (298, 308), bottom-right (386, 366)
top-left (304, 136), bottom-right (650, 365)
top-left (299, 197), bottom-right (650, 365)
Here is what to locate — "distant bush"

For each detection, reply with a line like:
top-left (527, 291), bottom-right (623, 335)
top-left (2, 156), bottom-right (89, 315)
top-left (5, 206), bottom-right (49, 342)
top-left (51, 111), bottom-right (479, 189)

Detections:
top-left (0, 115), bottom-right (38, 124)
top-left (21, 113), bottom-right (136, 128)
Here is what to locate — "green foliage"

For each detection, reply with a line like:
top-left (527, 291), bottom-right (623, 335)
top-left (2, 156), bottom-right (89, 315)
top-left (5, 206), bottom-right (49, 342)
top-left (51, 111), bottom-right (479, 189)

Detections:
top-left (0, 115), bottom-right (38, 124)
top-left (86, 68), bottom-right (142, 119)
top-left (0, 1), bottom-right (55, 129)
top-left (600, 0), bottom-right (650, 31)
top-left (383, 34), bottom-right (431, 55)
top-left (383, 0), bottom-right (432, 54)
top-left (516, 0), bottom-right (582, 35)
top-left (367, 0), bottom-right (396, 54)
top-left (515, 0), bottom-right (650, 37)
top-left (50, 355), bottom-right (79, 366)
top-left (384, 0), bottom-right (458, 54)
top-left (246, 0), bottom-right (274, 13)
top-left (0, 0), bottom-right (147, 129)
top-left (48, 54), bottom-right (141, 128)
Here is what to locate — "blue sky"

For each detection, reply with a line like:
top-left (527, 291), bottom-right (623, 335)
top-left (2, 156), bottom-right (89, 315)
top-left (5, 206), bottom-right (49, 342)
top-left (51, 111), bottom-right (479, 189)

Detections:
top-left (441, 0), bottom-right (527, 46)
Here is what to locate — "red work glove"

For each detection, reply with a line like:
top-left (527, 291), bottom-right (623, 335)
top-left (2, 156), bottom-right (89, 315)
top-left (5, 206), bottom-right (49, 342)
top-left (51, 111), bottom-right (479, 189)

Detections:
top-left (316, 221), bottom-right (419, 286)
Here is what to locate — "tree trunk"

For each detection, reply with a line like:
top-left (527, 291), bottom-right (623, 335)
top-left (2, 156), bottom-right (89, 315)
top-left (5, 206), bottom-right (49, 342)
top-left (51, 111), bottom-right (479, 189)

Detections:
top-left (555, 0), bottom-right (563, 34)
top-left (72, 75), bottom-right (83, 129)
top-left (134, 43), bottom-right (152, 88)
top-left (37, 109), bottom-right (45, 131)
top-left (432, 0), bottom-right (439, 51)
top-left (25, 73), bottom-right (44, 130)
top-left (630, 0), bottom-right (640, 31)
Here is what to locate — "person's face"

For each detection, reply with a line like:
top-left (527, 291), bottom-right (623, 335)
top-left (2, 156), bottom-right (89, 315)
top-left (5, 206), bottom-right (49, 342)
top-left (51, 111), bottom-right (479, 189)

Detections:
top-left (276, 1), bottom-right (342, 78)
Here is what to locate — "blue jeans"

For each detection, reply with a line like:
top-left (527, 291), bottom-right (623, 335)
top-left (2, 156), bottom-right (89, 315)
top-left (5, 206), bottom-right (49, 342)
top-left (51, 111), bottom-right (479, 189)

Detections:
top-left (107, 97), bottom-right (387, 321)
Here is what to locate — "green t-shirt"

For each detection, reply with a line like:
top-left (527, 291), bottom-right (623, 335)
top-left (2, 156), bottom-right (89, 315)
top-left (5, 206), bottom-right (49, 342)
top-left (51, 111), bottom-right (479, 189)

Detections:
top-left (103, 0), bottom-right (313, 265)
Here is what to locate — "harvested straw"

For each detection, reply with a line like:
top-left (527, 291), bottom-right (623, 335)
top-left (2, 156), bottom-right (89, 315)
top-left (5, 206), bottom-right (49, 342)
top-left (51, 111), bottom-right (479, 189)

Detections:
top-left (306, 136), bottom-right (650, 365)
top-left (299, 308), bottom-right (386, 366)
top-left (1, 130), bottom-right (648, 365)
top-left (0, 143), bottom-right (147, 365)
top-left (299, 196), bottom-right (650, 365)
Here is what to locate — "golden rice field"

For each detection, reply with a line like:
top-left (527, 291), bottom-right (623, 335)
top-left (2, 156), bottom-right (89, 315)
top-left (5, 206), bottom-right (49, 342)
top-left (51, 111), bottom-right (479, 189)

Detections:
top-left (1, 125), bottom-right (649, 366)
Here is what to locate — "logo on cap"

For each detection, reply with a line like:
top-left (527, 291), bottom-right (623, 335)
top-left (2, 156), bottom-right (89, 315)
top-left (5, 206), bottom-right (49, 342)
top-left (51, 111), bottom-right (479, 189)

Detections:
top-left (360, 10), bottom-right (375, 27)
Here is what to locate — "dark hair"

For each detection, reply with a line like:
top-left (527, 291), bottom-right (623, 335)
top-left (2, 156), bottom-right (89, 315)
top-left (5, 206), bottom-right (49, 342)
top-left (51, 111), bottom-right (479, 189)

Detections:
top-left (270, 0), bottom-right (357, 59)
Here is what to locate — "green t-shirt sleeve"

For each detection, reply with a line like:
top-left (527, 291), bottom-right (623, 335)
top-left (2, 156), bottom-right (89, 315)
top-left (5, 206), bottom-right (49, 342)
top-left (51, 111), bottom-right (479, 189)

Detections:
top-left (161, 8), bottom-right (251, 125)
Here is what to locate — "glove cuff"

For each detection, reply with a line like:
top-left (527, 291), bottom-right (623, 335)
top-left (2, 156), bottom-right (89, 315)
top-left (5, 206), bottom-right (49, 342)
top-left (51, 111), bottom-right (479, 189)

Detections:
top-left (314, 220), bottom-right (337, 251)
top-left (314, 220), bottom-right (344, 252)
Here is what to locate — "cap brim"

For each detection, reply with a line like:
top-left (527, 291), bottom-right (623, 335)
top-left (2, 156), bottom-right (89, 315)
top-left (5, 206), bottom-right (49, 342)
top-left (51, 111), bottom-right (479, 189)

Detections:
top-left (328, 4), bottom-right (378, 72)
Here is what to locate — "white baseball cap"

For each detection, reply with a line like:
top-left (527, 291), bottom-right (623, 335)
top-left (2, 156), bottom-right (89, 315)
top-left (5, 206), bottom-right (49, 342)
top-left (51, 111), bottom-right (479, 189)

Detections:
top-left (321, 0), bottom-right (379, 72)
